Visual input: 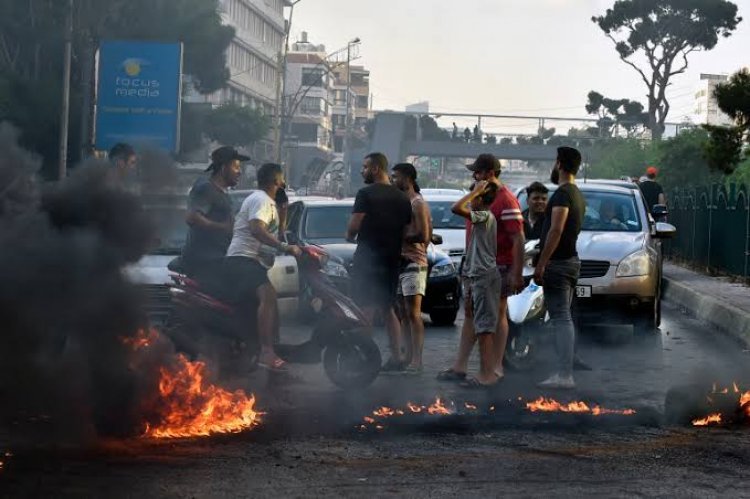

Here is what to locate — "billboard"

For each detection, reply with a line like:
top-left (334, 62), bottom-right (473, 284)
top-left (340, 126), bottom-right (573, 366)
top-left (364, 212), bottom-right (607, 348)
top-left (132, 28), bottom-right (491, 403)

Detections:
top-left (95, 41), bottom-right (183, 153)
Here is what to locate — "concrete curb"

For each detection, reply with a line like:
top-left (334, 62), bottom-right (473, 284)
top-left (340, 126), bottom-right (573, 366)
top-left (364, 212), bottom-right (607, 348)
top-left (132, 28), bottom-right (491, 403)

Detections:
top-left (663, 276), bottom-right (750, 348)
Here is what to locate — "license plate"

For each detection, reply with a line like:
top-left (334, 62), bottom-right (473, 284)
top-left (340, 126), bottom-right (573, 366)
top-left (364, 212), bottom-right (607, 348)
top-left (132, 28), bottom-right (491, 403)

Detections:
top-left (575, 285), bottom-right (592, 298)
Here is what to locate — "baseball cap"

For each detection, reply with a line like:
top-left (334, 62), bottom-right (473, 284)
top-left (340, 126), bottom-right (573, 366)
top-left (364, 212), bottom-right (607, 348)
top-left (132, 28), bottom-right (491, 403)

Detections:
top-left (466, 153), bottom-right (501, 174)
top-left (206, 146), bottom-right (250, 172)
top-left (646, 166), bottom-right (658, 176)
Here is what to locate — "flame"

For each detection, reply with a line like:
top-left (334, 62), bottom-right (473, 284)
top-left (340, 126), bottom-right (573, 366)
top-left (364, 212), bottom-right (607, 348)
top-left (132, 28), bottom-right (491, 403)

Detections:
top-left (525, 397), bottom-right (636, 416)
top-left (692, 413), bottom-right (722, 427)
top-left (143, 354), bottom-right (261, 439)
top-left (373, 407), bottom-right (395, 417)
top-left (427, 398), bottom-right (452, 415)
top-left (464, 403), bottom-right (477, 411)
top-left (122, 328), bottom-right (159, 351)
top-left (733, 382), bottom-right (741, 393)
top-left (407, 402), bottom-right (423, 413)
top-left (740, 391), bottom-right (750, 408)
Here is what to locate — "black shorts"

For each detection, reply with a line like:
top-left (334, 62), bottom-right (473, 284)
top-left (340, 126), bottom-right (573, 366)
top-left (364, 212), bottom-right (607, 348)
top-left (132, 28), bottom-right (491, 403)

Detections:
top-left (218, 256), bottom-right (270, 305)
top-left (351, 262), bottom-right (399, 309)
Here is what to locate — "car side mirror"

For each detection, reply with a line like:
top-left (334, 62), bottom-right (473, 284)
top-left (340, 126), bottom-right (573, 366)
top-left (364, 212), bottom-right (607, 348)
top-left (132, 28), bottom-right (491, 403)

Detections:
top-left (431, 233), bottom-right (444, 245)
top-left (651, 204), bottom-right (668, 217)
top-left (654, 222), bottom-right (676, 239)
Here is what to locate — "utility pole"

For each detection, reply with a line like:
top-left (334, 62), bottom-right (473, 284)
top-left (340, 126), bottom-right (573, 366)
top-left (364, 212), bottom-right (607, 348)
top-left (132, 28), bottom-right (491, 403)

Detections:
top-left (58, 0), bottom-right (74, 180)
top-left (275, 0), bottom-right (303, 167)
top-left (342, 38), bottom-right (360, 193)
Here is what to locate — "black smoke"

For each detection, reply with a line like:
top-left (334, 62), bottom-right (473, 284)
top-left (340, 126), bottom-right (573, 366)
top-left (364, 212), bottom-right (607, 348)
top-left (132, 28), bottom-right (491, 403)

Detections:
top-left (0, 123), bottom-right (167, 442)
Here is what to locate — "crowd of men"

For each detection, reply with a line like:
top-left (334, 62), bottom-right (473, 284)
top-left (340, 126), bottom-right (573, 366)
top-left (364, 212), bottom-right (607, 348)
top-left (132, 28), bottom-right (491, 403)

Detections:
top-left (108, 141), bottom-right (666, 390)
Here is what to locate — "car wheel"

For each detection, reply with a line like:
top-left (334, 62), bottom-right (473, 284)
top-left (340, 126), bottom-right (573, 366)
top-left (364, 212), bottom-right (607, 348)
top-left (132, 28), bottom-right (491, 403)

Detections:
top-left (635, 290), bottom-right (661, 334)
top-left (430, 309), bottom-right (458, 326)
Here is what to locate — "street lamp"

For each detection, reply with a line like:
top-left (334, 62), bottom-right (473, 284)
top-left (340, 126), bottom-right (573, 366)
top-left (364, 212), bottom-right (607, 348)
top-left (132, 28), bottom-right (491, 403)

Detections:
top-left (343, 37), bottom-right (361, 194)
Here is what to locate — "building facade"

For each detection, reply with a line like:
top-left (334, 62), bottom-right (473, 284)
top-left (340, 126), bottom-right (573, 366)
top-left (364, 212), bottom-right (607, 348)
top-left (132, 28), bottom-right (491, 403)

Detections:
top-left (693, 73), bottom-right (733, 127)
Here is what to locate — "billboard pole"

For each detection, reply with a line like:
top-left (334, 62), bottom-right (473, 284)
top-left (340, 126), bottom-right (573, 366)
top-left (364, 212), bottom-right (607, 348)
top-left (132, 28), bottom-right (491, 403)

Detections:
top-left (58, 0), bottom-right (74, 180)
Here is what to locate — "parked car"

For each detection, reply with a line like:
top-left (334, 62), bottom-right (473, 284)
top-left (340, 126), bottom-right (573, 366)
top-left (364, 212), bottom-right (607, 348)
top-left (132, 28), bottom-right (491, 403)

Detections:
top-left (284, 199), bottom-right (462, 326)
top-left (515, 181), bottom-right (676, 332)
top-left (421, 192), bottom-right (466, 266)
top-left (124, 193), bottom-right (301, 326)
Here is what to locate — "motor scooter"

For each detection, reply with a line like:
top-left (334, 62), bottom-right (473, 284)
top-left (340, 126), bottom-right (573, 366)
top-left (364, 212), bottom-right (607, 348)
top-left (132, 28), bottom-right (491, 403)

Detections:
top-left (165, 246), bottom-right (382, 389)
top-left (504, 239), bottom-right (548, 370)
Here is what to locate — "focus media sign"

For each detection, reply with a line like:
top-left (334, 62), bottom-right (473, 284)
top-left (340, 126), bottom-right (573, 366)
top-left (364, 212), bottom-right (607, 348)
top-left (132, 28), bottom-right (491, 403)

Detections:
top-left (95, 41), bottom-right (183, 153)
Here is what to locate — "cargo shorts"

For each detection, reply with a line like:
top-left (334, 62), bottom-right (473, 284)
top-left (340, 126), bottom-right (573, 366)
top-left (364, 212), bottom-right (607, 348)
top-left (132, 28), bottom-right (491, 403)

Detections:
top-left (465, 268), bottom-right (501, 334)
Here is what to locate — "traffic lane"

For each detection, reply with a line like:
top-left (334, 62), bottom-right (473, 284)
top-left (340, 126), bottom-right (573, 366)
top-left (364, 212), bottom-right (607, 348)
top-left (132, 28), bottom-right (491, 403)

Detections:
top-left (264, 301), bottom-right (750, 422)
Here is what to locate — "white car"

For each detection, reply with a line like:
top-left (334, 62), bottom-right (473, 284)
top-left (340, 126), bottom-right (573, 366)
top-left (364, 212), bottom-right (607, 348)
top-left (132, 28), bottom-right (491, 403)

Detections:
top-left (125, 193), bottom-right (300, 325)
top-left (421, 193), bottom-right (466, 266)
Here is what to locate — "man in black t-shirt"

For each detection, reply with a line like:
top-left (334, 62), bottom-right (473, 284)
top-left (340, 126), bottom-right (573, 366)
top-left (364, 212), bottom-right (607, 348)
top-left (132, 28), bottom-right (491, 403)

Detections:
top-left (347, 152), bottom-right (412, 370)
top-left (534, 146), bottom-right (586, 389)
top-left (181, 146), bottom-right (246, 278)
top-left (639, 166), bottom-right (666, 216)
top-left (523, 181), bottom-right (548, 240)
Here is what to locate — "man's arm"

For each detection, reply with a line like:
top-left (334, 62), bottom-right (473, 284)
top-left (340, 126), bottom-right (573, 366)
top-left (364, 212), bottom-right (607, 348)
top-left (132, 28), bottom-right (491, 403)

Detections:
top-left (451, 182), bottom-right (488, 220)
top-left (658, 192), bottom-right (667, 205)
top-left (186, 210), bottom-right (233, 233)
top-left (534, 206), bottom-right (569, 283)
top-left (346, 213), bottom-right (365, 243)
top-left (509, 230), bottom-right (525, 293)
top-left (405, 200), bottom-right (431, 244)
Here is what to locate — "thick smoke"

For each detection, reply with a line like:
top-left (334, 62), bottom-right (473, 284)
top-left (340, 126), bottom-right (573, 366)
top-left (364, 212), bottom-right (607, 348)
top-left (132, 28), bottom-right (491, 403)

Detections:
top-left (0, 123), bottom-right (168, 442)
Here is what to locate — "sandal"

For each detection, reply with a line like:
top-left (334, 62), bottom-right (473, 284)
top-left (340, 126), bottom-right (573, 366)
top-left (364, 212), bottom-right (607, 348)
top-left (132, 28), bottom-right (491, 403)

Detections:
top-left (259, 356), bottom-right (289, 373)
top-left (404, 365), bottom-right (423, 375)
top-left (381, 358), bottom-right (406, 373)
top-left (460, 376), bottom-right (500, 390)
top-left (436, 368), bottom-right (467, 382)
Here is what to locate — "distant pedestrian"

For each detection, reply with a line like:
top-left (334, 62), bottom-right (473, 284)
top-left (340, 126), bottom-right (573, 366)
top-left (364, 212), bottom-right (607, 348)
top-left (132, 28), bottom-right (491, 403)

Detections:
top-left (346, 153), bottom-right (412, 371)
top-left (639, 166), bottom-right (666, 214)
top-left (108, 143), bottom-right (138, 188)
top-left (391, 163), bottom-right (432, 373)
top-left (463, 127), bottom-right (472, 143)
top-left (451, 181), bottom-right (501, 388)
top-left (452, 122), bottom-right (459, 141)
top-left (534, 146), bottom-right (586, 389)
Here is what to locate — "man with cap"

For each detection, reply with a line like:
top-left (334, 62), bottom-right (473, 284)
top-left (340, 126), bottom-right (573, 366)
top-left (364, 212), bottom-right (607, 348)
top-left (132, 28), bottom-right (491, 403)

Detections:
top-left (181, 146), bottom-right (246, 278)
top-left (438, 153), bottom-right (525, 386)
top-left (639, 166), bottom-right (666, 215)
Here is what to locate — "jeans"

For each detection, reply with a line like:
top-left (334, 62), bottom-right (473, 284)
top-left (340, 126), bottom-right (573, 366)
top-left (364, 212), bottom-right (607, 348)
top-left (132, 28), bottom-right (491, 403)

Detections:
top-left (543, 257), bottom-right (581, 377)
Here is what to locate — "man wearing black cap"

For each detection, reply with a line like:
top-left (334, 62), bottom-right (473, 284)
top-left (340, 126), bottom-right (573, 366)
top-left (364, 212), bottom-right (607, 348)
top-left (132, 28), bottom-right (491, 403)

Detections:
top-left (438, 153), bottom-right (525, 386)
top-left (181, 146), bottom-right (246, 278)
top-left (534, 146), bottom-right (586, 389)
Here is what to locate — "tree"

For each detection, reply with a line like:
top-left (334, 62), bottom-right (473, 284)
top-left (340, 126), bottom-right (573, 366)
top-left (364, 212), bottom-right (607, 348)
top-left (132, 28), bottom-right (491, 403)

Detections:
top-left (500, 137), bottom-right (513, 145)
top-left (593, 0), bottom-right (742, 139)
top-left (704, 68), bottom-right (750, 174)
top-left (0, 0), bottom-right (234, 177)
top-left (585, 91), bottom-right (648, 137)
top-left (205, 104), bottom-right (271, 148)
top-left (485, 134), bottom-right (497, 145)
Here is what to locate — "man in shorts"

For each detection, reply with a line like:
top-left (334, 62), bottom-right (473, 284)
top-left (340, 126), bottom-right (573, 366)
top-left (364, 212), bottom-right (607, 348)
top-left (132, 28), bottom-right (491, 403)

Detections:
top-left (391, 163), bottom-right (431, 373)
top-left (346, 153), bottom-right (412, 370)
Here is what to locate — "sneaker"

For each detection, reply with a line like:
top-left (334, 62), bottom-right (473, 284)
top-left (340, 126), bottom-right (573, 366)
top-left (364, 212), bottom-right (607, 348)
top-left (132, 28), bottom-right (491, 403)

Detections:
top-left (537, 373), bottom-right (576, 389)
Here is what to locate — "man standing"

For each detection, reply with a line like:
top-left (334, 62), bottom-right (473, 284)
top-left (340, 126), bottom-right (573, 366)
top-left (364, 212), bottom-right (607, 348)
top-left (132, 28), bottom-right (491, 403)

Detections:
top-left (346, 153), bottom-right (412, 371)
top-left (523, 182), bottom-right (549, 240)
top-left (226, 163), bottom-right (302, 372)
top-left (108, 143), bottom-right (138, 188)
top-left (181, 146), bottom-right (244, 278)
top-left (438, 154), bottom-right (524, 383)
top-left (534, 147), bottom-right (586, 389)
top-left (391, 163), bottom-right (431, 373)
top-left (639, 166), bottom-right (666, 214)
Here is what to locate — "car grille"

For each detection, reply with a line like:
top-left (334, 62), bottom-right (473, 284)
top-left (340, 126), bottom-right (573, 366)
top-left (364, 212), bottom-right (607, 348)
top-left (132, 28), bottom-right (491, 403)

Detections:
top-left (579, 260), bottom-right (610, 279)
top-left (142, 284), bottom-right (172, 326)
top-left (448, 249), bottom-right (465, 257)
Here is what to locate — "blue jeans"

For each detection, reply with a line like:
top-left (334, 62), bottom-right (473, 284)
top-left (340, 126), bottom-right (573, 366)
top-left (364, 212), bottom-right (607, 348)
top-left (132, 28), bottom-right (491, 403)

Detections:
top-left (543, 257), bottom-right (581, 377)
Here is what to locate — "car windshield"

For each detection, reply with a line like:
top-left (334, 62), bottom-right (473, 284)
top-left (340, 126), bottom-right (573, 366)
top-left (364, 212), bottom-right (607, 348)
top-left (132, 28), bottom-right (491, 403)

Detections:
top-left (517, 189), bottom-right (642, 233)
top-left (429, 201), bottom-right (465, 229)
top-left (303, 206), bottom-right (352, 244)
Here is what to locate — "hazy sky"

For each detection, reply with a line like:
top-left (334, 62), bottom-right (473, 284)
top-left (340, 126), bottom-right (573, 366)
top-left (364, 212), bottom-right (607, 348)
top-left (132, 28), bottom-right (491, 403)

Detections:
top-left (292, 0), bottom-right (750, 131)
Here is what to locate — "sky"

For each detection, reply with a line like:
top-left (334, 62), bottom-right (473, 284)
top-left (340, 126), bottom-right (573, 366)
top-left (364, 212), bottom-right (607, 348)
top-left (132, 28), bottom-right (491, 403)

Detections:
top-left (292, 0), bottom-right (750, 133)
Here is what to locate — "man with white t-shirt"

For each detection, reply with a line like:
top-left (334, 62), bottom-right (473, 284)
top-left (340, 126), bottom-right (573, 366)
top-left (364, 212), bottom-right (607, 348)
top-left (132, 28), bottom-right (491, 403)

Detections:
top-left (225, 163), bottom-right (301, 372)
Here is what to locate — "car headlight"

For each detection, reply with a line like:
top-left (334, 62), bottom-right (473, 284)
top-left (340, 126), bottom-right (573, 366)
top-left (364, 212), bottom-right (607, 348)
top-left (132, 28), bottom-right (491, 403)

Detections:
top-left (430, 261), bottom-right (457, 278)
top-left (616, 250), bottom-right (651, 277)
top-left (323, 260), bottom-right (348, 278)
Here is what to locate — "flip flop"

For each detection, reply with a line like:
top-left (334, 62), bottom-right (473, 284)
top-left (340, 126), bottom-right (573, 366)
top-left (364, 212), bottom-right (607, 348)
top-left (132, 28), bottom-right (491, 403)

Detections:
top-left (258, 357), bottom-right (290, 373)
top-left (404, 365), bottom-right (423, 375)
top-left (461, 376), bottom-right (499, 390)
top-left (436, 368), bottom-right (467, 382)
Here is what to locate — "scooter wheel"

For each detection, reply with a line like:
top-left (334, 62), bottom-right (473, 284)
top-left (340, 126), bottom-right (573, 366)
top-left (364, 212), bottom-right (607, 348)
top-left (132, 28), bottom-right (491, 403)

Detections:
top-left (323, 332), bottom-right (382, 389)
top-left (504, 326), bottom-right (537, 372)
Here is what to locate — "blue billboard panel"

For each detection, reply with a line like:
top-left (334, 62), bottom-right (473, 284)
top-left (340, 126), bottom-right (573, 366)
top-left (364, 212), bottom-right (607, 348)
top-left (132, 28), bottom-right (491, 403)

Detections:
top-left (95, 41), bottom-right (183, 153)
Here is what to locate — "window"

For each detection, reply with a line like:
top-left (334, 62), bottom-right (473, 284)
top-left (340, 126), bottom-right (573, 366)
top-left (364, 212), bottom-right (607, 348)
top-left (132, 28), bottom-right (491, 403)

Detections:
top-left (356, 95), bottom-right (369, 109)
top-left (303, 206), bottom-right (353, 243)
top-left (302, 68), bottom-right (326, 87)
top-left (300, 97), bottom-right (325, 116)
top-left (429, 202), bottom-right (467, 229)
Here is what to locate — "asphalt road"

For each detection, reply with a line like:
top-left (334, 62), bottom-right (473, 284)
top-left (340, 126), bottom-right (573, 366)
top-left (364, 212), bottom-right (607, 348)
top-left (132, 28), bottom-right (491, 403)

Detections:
top-left (2, 303), bottom-right (750, 498)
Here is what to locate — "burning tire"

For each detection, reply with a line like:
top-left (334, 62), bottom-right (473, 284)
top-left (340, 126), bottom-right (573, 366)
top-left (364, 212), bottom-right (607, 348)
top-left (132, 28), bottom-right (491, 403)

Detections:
top-left (323, 332), bottom-right (382, 389)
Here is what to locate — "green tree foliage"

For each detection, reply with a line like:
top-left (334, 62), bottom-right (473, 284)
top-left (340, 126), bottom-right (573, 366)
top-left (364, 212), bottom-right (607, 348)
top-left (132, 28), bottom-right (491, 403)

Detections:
top-left (204, 103), bottom-right (271, 148)
top-left (403, 115), bottom-right (451, 142)
top-left (0, 0), bottom-right (234, 176)
top-left (653, 128), bottom-right (721, 188)
top-left (593, 0), bottom-right (741, 139)
top-left (587, 138), bottom-right (652, 180)
top-left (585, 91), bottom-right (648, 137)
top-left (703, 68), bottom-right (750, 174)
